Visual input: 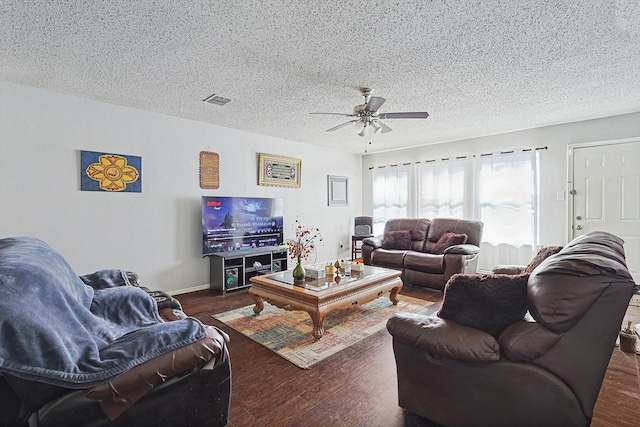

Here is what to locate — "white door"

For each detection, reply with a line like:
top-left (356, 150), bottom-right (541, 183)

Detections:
top-left (570, 140), bottom-right (640, 284)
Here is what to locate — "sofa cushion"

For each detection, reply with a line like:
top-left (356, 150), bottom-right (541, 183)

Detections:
top-left (499, 321), bottom-right (562, 362)
top-left (426, 218), bottom-right (483, 247)
top-left (383, 218), bottom-right (430, 251)
top-left (403, 251), bottom-right (444, 274)
top-left (382, 230), bottom-right (413, 250)
top-left (432, 232), bottom-right (468, 254)
top-left (437, 273), bottom-right (529, 337)
top-left (523, 245), bottom-right (563, 274)
top-left (370, 249), bottom-right (407, 269)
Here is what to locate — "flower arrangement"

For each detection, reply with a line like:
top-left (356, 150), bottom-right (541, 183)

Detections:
top-left (286, 219), bottom-right (323, 263)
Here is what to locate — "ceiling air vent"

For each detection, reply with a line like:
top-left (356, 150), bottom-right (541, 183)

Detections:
top-left (203, 94), bottom-right (231, 106)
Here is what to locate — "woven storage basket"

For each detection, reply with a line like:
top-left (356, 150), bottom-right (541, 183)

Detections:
top-left (619, 332), bottom-right (637, 353)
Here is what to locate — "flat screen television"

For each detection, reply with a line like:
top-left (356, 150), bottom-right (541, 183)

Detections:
top-left (202, 196), bottom-right (284, 255)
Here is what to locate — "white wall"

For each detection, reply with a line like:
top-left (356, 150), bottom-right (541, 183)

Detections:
top-left (0, 82), bottom-right (362, 293)
top-left (362, 112), bottom-right (640, 247)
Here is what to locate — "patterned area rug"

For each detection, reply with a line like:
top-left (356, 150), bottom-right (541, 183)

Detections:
top-left (213, 295), bottom-right (434, 369)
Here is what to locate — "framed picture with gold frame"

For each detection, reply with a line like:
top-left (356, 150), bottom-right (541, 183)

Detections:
top-left (258, 153), bottom-right (301, 188)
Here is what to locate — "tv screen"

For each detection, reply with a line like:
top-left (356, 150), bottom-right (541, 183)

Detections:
top-left (202, 196), bottom-right (284, 254)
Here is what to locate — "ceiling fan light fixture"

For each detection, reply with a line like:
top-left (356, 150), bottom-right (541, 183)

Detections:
top-left (358, 122), bottom-right (368, 137)
top-left (313, 87), bottom-right (429, 137)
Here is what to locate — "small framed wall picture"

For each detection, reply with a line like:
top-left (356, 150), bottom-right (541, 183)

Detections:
top-left (200, 151), bottom-right (220, 189)
top-left (328, 175), bottom-right (348, 206)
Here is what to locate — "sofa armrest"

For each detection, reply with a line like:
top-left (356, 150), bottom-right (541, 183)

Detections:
top-left (85, 326), bottom-right (229, 420)
top-left (362, 236), bottom-right (382, 249)
top-left (492, 265), bottom-right (526, 275)
top-left (443, 244), bottom-right (480, 255)
top-left (386, 312), bottom-right (500, 363)
top-left (3, 326), bottom-right (230, 422)
top-left (361, 237), bottom-right (383, 264)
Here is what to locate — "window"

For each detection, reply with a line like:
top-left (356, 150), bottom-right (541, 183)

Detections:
top-left (417, 159), bottom-right (467, 219)
top-left (474, 151), bottom-right (539, 269)
top-left (475, 152), bottom-right (537, 247)
top-left (371, 151), bottom-right (539, 269)
top-left (371, 166), bottom-right (410, 236)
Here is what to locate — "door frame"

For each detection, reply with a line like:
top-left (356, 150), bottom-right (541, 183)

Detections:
top-left (567, 136), bottom-right (640, 243)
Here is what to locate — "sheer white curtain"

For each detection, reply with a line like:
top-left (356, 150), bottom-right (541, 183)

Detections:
top-left (371, 166), bottom-right (410, 236)
top-left (417, 159), bottom-right (468, 219)
top-left (474, 151), bottom-right (539, 270)
top-left (371, 150), bottom-right (540, 270)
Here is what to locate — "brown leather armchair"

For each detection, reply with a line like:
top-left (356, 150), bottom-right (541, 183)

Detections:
top-left (0, 237), bottom-right (231, 427)
top-left (386, 231), bottom-right (635, 427)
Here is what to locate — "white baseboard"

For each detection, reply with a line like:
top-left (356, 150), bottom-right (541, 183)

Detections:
top-left (167, 284), bottom-right (211, 296)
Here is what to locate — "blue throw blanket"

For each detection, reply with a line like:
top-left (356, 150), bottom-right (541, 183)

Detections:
top-left (0, 237), bottom-right (206, 388)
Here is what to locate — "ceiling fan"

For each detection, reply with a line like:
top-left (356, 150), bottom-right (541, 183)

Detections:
top-left (310, 88), bottom-right (429, 137)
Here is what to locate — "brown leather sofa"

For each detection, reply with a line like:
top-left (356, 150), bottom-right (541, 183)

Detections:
top-left (386, 231), bottom-right (635, 427)
top-left (361, 218), bottom-right (483, 291)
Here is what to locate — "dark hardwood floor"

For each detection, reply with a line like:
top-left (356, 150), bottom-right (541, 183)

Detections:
top-left (176, 287), bottom-right (640, 427)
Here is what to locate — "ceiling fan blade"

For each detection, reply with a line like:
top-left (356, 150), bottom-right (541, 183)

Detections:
top-left (310, 112), bottom-right (356, 117)
top-left (378, 120), bottom-right (393, 133)
top-left (326, 120), bottom-right (359, 132)
top-left (365, 96), bottom-right (386, 113)
top-left (379, 112), bottom-right (429, 119)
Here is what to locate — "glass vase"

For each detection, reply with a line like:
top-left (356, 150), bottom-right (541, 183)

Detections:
top-left (292, 259), bottom-right (305, 283)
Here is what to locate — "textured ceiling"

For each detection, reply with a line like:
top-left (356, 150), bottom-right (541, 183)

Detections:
top-left (2, 1), bottom-right (639, 154)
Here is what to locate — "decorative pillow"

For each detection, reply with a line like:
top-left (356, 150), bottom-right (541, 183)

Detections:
top-left (381, 230), bottom-right (412, 250)
top-left (432, 232), bottom-right (468, 254)
top-left (437, 273), bottom-right (529, 337)
top-left (523, 246), bottom-right (563, 274)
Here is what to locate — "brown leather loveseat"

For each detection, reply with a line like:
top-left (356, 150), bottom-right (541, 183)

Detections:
top-left (361, 218), bottom-right (483, 291)
top-left (386, 231), bottom-right (635, 427)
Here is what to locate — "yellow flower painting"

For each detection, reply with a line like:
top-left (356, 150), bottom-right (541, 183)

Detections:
top-left (81, 151), bottom-right (142, 192)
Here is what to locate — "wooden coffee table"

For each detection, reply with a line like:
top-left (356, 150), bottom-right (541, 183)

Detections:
top-left (248, 265), bottom-right (402, 339)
